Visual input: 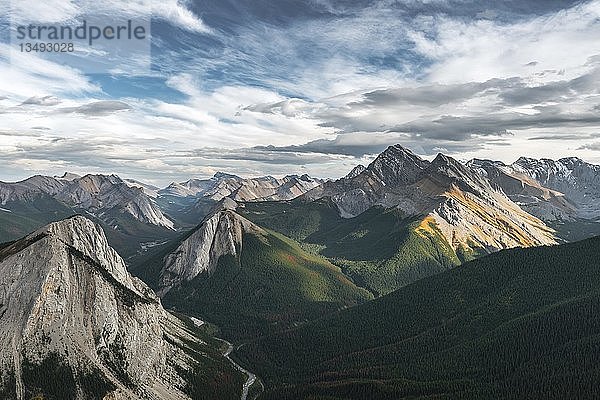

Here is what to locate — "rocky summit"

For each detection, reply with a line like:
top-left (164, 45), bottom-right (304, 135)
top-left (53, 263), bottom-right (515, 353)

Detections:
top-left (304, 145), bottom-right (557, 255)
top-left (0, 216), bottom-right (240, 400)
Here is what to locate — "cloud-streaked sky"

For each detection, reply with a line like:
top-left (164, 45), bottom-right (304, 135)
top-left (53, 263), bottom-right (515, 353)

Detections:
top-left (1, 0), bottom-right (600, 185)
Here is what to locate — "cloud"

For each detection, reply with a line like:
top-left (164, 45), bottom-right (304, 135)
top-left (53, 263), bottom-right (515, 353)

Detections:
top-left (2, 0), bottom-right (600, 183)
top-left (153, 1), bottom-right (212, 33)
top-left (21, 96), bottom-right (62, 106)
top-left (0, 44), bottom-right (100, 100)
top-left (6, 0), bottom-right (210, 32)
top-left (389, 109), bottom-right (600, 140)
top-left (60, 101), bottom-right (132, 116)
top-left (578, 142), bottom-right (600, 151)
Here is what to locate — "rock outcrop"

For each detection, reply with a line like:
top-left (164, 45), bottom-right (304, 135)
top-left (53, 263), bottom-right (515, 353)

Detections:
top-left (0, 216), bottom-right (230, 399)
top-left (158, 200), bottom-right (263, 296)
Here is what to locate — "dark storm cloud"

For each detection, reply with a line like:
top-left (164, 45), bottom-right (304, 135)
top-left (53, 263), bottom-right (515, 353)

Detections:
top-left (389, 109), bottom-right (600, 140)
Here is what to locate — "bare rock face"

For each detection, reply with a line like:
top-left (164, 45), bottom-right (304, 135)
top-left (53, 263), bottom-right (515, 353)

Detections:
top-left (0, 216), bottom-right (218, 400)
top-left (304, 145), bottom-right (557, 254)
top-left (512, 157), bottom-right (600, 220)
top-left (468, 159), bottom-right (579, 222)
top-left (158, 202), bottom-right (263, 296)
top-left (160, 173), bottom-right (323, 202)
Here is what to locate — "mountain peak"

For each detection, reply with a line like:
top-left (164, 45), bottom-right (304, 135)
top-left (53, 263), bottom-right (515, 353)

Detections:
top-left (158, 207), bottom-right (262, 295)
top-left (55, 172), bottom-right (81, 181)
top-left (381, 144), bottom-right (420, 159)
top-left (513, 156), bottom-right (547, 167)
top-left (466, 158), bottom-right (508, 169)
top-left (30, 215), bottom-right (147, 296)
top-left (431, 152), bottom-right (468, 175)
top-left (345, 164), bottom-right (367, 179)
top-left (0, 217), bottom-right (229, 399)
top-left (213, 171), bottom-right (240, 179)
top-left (367, 144), bottom-right (429, 186)
top-left (557, 156), bottom-right (587, 168)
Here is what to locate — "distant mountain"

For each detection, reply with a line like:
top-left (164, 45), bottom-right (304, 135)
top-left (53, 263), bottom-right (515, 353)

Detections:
top-left (468, 158), bottom-right (578, 222)
top-left (160, 172), bottom-right (323, 202)
top-left (0, 216), bottom-right (244, 400)
top-left (123, 178), bottom-right (161, 199)
top-left (0, 174), bottom-right (173, 229)
top-left (0, 174), bottom-right (177, 260)
top-left (513, 156), bottom-right (600, 219)
top-left (469, 156), bottom-right (600, 240)
top-left (156, 172), bottom-right (324, 229)
top-left (303, 145), bottom-right (556, 258)
top-left (237, 235), bottom-right (600, 400)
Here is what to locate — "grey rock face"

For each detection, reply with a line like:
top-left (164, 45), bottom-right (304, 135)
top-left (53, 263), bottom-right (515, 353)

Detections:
top-left (512, 157), bottom-right (600, 220)
top-left (0, 216), bottom-right (211, 399)
top-left (0, 174), bottom-right (173, 229)
top-left (469, 156), bottom-right (600, 222)
top-left (304, 144), bottom-right (556, 252)
top-left (160, 172), bottom-right (323, 202)
top-left (158, 206), bottom-right (263, 296)
top-left (468, 159), bottom-right (578, 222)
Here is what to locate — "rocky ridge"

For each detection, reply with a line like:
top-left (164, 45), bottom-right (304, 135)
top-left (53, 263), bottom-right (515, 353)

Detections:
top-left (304, 145), bottom-right (557, 254)
top-left (0, 216), bottom-right (233, 399)
top-left (0, 174), bottom-right (173, 229)
top-left (160, 173), bottom-right (322, 202)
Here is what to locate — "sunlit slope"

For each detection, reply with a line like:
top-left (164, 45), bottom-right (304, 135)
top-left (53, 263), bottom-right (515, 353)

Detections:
top-left (161, 226), bottom-right (373, 340)
top-left (240, 199), bottom-right (463, 295)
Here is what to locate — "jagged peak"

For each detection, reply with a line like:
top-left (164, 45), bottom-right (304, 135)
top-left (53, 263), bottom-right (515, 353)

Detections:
top-left (466, 158), bottom-right (507, 168)
top-left (55, 172), bottom-right (81, 180)
top-left (365, 144), bottom-right (429, 185)
top-left (513, 156), bottom-right (549, 166)
top-left (77, 173), bottom-right (125, 185)
top-left (378, 144), bottom-right (423, 161)
top-left (431, 152), bottom-right (468, 172)
top-left (345, 164), bottom-right (367, 179)
top-left (557, 156), bottom-right (587, 166)
top-left (213, 171), bottom-right (240, 180)
top-left (28, 215), bottom-right (148, 297)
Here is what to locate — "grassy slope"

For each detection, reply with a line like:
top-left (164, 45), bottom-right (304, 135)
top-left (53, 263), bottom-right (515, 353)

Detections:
top-left (236, 236), bottom-right (600, 400)
top-left (163, 229), bottom-right (373, 341)
top-left (239, 199), bottom-right (461, 296)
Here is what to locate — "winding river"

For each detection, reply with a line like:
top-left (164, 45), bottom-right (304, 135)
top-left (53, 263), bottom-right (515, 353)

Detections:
top-left (191, 317), bottom-right (261, 400)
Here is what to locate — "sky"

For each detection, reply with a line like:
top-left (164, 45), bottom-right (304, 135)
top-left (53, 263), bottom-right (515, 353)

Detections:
top-left (1, 0), bottom-right (600, 185)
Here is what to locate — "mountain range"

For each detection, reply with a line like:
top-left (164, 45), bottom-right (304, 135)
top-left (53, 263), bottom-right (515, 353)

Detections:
top-left (2, 144), bottom-right (600, 399)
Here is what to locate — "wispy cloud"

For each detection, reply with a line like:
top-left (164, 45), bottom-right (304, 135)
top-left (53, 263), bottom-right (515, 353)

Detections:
top-left (1, 0), bottom-right (600, 184)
